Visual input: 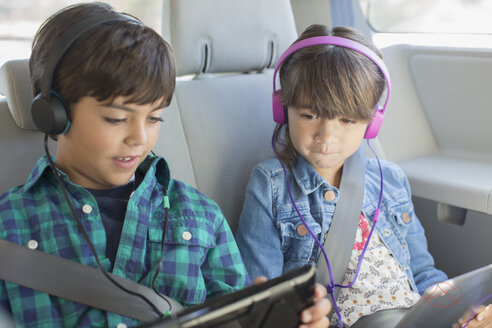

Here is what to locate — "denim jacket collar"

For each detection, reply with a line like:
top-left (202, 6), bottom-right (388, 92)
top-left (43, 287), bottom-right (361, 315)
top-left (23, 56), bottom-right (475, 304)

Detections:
top-left (291, 154), bottom-right (329, 195)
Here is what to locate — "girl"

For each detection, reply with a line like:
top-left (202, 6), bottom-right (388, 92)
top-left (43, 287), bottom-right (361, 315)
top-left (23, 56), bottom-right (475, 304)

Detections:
top-left (236, 25), bottom-right (491, 327)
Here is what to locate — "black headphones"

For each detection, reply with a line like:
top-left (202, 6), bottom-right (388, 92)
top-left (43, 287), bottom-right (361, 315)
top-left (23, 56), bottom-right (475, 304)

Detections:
top-left (31, 12), bottom-right (141, 135)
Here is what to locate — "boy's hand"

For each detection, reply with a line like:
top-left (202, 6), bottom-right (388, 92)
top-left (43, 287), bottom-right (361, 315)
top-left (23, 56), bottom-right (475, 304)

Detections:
top-left (454, 304), bottom-right (492, 328)
top-left (252, 278), bottom-right (331, 328)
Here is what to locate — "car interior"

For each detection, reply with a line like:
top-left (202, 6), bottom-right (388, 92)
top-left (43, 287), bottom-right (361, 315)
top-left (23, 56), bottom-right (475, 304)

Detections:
top-left (0, 0), bottom-right (491, 320)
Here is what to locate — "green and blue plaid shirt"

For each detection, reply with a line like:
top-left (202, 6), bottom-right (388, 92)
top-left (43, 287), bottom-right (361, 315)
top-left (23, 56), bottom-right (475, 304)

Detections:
top-left (0, 155), bottom-right (248, 327)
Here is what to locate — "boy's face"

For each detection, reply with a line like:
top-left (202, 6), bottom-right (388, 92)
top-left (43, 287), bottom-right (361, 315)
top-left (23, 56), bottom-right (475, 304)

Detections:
top-left (55, 96), bottom-right (165, 190)
top-left (288, 107), bottom-right (368, 184)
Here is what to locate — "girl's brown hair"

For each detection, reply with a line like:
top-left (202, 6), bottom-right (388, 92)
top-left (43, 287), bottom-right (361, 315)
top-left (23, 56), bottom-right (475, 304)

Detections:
top-left (274, 25), bottom-right (386, 166)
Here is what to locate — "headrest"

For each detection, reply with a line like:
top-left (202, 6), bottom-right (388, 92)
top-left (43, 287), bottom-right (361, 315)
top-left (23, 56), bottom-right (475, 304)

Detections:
top-left (164, 0), bottom-right (298, 76)
top-left (0, 59), bottom-right (36, 129)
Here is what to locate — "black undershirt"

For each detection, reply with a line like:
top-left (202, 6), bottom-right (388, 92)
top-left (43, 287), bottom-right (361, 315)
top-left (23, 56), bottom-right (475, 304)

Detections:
top-left (87, 174), bottom-right (140, 266)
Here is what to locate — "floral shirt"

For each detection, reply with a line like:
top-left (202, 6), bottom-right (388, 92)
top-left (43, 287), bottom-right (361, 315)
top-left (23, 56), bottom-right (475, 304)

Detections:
top-left (332, 214), bottom-right (420, 327)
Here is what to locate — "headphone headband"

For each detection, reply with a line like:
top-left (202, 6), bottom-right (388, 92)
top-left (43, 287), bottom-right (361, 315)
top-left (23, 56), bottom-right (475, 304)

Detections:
top-left (39, 12), bottom-right (141, 98)
top-left (272, 35), bottom-right (391, 139)
top-left (32, 12), bottom-right (141, 135)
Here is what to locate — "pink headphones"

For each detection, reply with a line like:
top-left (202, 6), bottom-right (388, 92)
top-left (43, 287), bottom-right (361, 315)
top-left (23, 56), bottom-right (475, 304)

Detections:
top-left (272, 36), bottom-right (391, 139)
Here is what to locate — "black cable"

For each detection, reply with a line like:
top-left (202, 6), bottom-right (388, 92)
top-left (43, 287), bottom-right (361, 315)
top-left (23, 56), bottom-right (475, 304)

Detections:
top-left (43, 134), bottom-right (165, 318)
top-left (150, 189), bottom-right (175, 318)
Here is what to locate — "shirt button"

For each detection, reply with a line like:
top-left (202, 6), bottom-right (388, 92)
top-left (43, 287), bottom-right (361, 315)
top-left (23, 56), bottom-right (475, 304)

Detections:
top-left (405, 265), bottom-right (411, 271)
top-left (27, 240), bottom-right (38, 250)
top-left (324, 190), bottom-right (336, 202)
top-left (82, 204), bottom-right (93, 214)
top-left (383, 228), bottom-right (391, 237)
top-left (402, 213), bottom-right (411, 223)
top-left (116, 324), bottom-right (127, 328)
top-left (324, 231), bottom-right (329, 241)
top-left (182, 231), bottom-right (192, 241)
top-left (296, 224), bottom-right (308, 236)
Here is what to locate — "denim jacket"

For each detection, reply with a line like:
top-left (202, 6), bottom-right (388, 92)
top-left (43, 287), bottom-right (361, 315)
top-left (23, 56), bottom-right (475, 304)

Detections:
top-left (236, 155), bottom-right (447, 294)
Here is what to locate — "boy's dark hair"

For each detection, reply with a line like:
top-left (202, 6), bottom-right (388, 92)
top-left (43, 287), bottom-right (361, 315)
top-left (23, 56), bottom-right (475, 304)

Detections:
top-left (29, 2), bottom-right (176, 117)
top-left (274, 25), bottom-right (386, 166)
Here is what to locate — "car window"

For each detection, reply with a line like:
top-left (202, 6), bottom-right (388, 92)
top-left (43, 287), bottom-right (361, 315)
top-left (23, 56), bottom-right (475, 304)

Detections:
top-left (0, 0), bottom-right (162, 67)
top-left (358, 0), bottom-right (492, 34)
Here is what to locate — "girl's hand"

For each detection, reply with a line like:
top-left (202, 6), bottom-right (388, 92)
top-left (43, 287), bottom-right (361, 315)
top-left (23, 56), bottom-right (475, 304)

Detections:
top-left (455, 304), bottom-right (492, 328)
top-left (252, 278), bottom-right (331, 328)
top-left (299, 283), bottom-right (331, 328)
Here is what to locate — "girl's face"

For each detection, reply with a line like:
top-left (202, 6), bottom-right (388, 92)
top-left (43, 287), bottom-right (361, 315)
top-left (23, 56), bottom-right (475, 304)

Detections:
top-left (288, 106), bottom-right (369, 186)
top-left (55, 96), bottom-right (165, 190)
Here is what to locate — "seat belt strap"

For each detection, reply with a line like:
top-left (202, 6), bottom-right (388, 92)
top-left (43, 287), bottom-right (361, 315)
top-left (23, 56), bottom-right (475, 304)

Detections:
top-left (0, 238), bottom-right (183, 322)
top-left (316, 145), bottom-right (366, 301)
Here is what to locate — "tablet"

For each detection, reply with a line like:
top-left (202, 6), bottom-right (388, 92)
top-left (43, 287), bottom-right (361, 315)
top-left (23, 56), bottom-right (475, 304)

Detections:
top-left (395, 264), bottom-right (492, 328)
top-left (140, 265), bottom-right (316, 328)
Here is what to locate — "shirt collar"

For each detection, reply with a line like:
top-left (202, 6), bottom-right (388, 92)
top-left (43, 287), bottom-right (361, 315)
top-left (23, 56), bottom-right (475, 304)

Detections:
top-left (291, 154), bottom-right (328, 195)
top-left (136, 155), bottom-right (171, 190)
top-left (22, 155), bottom-right (57, 192)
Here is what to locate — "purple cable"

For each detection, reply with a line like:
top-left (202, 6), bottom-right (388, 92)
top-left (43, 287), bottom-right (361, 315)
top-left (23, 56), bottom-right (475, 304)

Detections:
top-left (274, 127), bottom-right (384, 327)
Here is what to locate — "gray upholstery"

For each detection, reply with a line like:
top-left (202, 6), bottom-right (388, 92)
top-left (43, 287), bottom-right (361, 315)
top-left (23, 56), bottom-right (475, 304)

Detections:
top-left (0, 59), bottom-right (37, 129)
top-left (0, 0), bottom-right (298, 234)
top-left (165, 0), bottom-right (297, 232)
top-left (163, 0), bottom-right (297, 76)
top-left (0, 99), bottom-right (48, 194)
top-left (153, 97), bottom-right (198, 188)
top-left (174, 73), bottom-right (276, 233)
top-left (0, 60), bottom-right (56, 194)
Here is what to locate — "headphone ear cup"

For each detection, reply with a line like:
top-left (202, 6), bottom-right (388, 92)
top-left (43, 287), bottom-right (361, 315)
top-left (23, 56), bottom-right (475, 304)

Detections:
top-left (272, 91), bottom-right (286, 124)
top-left (364, 106), bottom-right (385, 139)
top-left (31, 93), bottom-right (69, 135)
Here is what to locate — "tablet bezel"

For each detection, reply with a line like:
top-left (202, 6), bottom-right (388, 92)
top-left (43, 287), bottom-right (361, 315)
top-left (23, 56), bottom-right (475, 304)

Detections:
top-left (142, 265), bottom-right (316, 328)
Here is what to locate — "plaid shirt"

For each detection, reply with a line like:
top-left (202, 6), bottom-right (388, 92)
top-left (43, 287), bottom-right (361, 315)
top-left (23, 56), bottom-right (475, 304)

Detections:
top-left (0, 155), bottom-right (248, 328)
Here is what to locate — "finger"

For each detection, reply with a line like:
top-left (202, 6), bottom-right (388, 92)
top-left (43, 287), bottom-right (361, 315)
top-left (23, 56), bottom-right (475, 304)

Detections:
top-left (301, 298), bottom-right (332, 323)
top-left (298, 315), bottom-right (330, 328)
top-left (459, 305), bottom-right (487, 325)
top-left (476, 304), bottom-right (491, 325)
top-left (312, 283), bottom-right (328, 300)
top-left (252, 276), bottom-right (268, 285)
top-left (465, 318), bottom-right (491, 328)
top-left (465, 305), bottom-right (491, 328)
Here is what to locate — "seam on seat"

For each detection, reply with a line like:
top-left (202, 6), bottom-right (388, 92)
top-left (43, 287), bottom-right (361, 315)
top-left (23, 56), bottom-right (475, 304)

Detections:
top-left (172, 89), bottom-right (199, 188)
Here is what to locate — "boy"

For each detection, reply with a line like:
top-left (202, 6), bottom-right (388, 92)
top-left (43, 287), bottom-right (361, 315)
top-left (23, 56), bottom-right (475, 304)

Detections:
top-left (0, 2), bottom-right (330, 327)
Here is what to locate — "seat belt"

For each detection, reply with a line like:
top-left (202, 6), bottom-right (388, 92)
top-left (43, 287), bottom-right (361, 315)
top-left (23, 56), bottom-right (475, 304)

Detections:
top-left (0, 238), bottom-right (183, 322)
top-left (316, 145), bottom-right (366, 301)
top-left (350, 308), bottom-right (409, 328)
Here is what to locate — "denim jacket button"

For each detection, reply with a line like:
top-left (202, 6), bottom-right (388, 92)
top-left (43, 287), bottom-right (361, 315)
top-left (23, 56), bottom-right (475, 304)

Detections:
top-left (324, 190), bottom-right (336, 202)
top-left (297, 224), bottom-right (308, 236)
top-left (402, 213), bottom-right (411, 223)
top-left (383, 228), bottom-right (391, 237)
